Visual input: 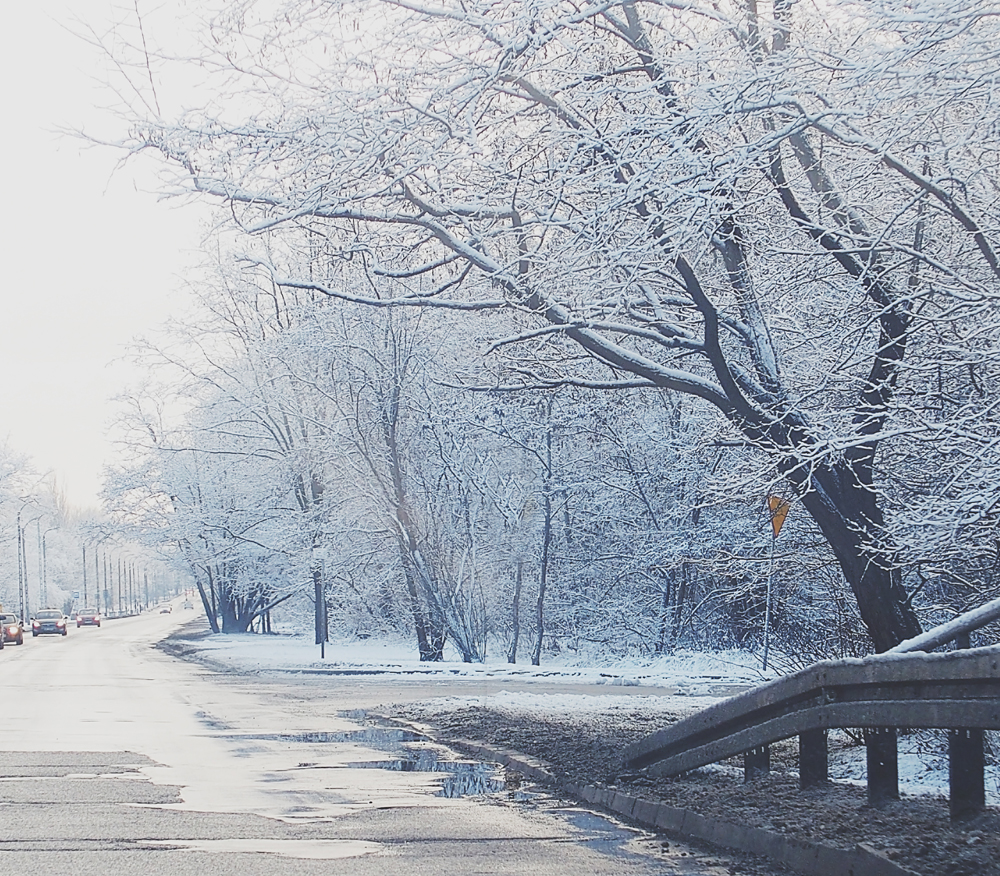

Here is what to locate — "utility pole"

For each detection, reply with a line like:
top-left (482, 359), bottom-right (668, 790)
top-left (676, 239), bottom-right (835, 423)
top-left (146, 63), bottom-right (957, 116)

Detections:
top-left (23, 523), bottom-right (30, 622)
top-left (17, 511), bottom-right (24, 621)
top-left (42, 531), bottom-right (48, 608)
top-left (35, 521), bottom-right (42, 618)
top-left (41, 527), bottom-right (58, 608)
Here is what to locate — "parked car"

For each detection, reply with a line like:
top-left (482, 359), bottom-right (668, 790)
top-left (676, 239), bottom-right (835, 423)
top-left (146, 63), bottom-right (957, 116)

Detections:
top-left (76, 608), bottom-right (101, 628)
top-left (1, 614), bottom-right (23, 646)
top-left (32, 609), bottom-right (67, 637)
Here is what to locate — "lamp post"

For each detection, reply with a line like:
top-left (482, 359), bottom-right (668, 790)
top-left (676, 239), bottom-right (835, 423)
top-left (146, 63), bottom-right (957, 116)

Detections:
top-left (17, 512), bottom-right (24, 621)
top-left (17, 507), bottom-right (43, 622)
top-left (80, 534), bottom-right (107, 611)
top-left (103, 549), bottom-right (110, 616)
top-left (41, 526), bottom-right (58, 609)
top-left (88, 535), bottom-right (114, 616)
top-left (312, 545), bottom-right (328, 659)
top-left (81, 543), bottom-right (88, 610)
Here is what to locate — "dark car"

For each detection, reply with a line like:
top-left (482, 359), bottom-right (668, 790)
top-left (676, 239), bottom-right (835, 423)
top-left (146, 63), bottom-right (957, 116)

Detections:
top-left (76, 608), bottom-right (101, 628)
top-left (1, 614), bottom-right (23, 646)
top-left (31, 609), bottom-right (67, 637)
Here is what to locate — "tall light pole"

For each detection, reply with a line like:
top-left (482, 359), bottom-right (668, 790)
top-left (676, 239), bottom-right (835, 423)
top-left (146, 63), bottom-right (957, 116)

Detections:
top-left (36, 521), bottom-right (42, 612)
top-left (17, 511), bottom-right (24, 621)
top-left (17, 508), bottom-right (43, 622)
top-left (313, 545), bottom-right (328, 658)
top-left (41, 526), bottom-right (58, 609)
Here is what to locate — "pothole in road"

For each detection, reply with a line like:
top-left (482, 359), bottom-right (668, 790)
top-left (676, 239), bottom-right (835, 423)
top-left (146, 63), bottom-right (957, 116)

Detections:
top-left (147, 838), bottom-right (382, 859)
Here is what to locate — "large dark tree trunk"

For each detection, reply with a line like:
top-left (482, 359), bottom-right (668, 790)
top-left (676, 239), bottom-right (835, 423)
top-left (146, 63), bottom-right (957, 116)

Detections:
top-left (792, 462), bottom-right (921, 652)
top-left (219, 597), bottom-right (251, 633)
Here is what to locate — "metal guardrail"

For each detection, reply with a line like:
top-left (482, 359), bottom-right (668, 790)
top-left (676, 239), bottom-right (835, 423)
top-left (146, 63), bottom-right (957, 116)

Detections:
top-left (624, 645), bottom-right (1000, 820)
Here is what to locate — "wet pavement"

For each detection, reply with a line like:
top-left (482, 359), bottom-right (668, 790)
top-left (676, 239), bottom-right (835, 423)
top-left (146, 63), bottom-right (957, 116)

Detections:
top-left (0, 611), bottom-right (777, 874)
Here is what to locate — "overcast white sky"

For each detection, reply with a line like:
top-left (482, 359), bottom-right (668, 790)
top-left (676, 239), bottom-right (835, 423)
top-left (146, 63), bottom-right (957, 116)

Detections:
top-left (0, 1), bottom-right (202, 508)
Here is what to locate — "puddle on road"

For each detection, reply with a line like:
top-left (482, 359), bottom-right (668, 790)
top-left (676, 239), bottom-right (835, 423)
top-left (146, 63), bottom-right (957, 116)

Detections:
top-left (344, 757), bottom-right (507, 798)
top-left (148, 838), bottom-right (382, 859)
top-left (235, 726), bottom-right (512, 799)
top-left (240, 727), bottom-right (426, 747)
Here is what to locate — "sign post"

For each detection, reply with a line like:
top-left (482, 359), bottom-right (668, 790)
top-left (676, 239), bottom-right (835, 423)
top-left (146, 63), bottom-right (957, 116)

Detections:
top-left (763, 495), bottom-right (791, 671)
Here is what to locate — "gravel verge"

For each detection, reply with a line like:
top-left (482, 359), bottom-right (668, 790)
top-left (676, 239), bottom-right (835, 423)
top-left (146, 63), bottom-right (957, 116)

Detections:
top-left (392, 698), bottom-right (1000, 876)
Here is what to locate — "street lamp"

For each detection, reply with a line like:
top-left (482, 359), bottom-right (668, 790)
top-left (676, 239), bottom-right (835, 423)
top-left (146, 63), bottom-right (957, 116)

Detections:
top-left (41, 526), bottom-right (58, 609)
top-left (312, 545), bottom-right (328, 659)
top-left (16, 504), bottom-right (43, 623)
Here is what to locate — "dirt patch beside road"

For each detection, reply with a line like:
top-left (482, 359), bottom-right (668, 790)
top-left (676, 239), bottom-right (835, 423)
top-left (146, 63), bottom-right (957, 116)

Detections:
top-left (393, 699), bottom-right (1000, 876)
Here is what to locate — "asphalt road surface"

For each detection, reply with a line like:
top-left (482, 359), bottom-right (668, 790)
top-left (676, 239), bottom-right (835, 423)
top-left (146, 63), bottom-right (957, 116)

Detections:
top-left (0, 609), bottom-right (771, 874)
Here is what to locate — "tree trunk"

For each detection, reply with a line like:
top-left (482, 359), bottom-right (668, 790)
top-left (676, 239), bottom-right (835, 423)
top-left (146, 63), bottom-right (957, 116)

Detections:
top-left (508, 558), bottom-right (523, 664)
top-left (400, 559), bottom-right (444, 661)
top-left (794, 462), bottom-right (921, 652)
top-left (195, 575), bottom-right (219, 634)
top-left (531, 480), bottom-right (553, 667)
top-left (219, 597), bottom-right (247, 633)
top-left (655, 569), bottom-right (674, 654)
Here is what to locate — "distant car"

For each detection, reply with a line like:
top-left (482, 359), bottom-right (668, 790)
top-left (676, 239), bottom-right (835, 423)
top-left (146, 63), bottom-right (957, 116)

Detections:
top-left (182, 600), bottom-right (194, 610)
top-left (159, 604), bottom-right (173, 614)
top-left (77, 608), bottom-right (101, 628)
top-left (1, 613), bottom-right (23, 646)
top-left (32, 609), bottom-right (67, 637)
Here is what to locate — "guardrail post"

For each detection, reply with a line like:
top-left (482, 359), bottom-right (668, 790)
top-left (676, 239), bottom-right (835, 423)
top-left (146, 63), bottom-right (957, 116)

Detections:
top-left (949, 728), bottom-right (985, 821)
top-left (799, 729), bottom-right (828, 789)
top-left (865, 727), bottom-right (898, 806)
top-left (744, 744), bottom-right (770, 782)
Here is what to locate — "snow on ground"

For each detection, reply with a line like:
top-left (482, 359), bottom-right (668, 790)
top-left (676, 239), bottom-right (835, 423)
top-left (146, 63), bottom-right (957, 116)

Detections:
top-left (175, 624), bottom-right (1000, 803)
top-left (180, 628), bottom-right (773, 693)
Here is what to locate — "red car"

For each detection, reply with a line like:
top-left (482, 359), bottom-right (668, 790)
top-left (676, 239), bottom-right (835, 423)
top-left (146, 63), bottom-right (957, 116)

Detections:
top-left (77, 608), bottom-right (101, 628)
top-left (1, 613), bottom-right (23, 646)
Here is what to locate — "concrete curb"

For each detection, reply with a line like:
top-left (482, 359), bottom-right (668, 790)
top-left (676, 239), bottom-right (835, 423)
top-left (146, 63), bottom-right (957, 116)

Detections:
top-left (386, 718), bottom-right (918, 876)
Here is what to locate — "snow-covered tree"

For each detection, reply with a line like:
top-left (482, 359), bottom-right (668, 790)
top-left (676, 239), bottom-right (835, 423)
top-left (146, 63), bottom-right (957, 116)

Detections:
top-left (100, 0), bottom-right (1000, 652)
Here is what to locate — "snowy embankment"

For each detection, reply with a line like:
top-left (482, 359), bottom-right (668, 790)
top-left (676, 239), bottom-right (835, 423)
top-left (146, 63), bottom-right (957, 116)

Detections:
top-left (177, 628), bottom-right (772, 693)
top-left (176, 626), bottom-right (998, 802)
